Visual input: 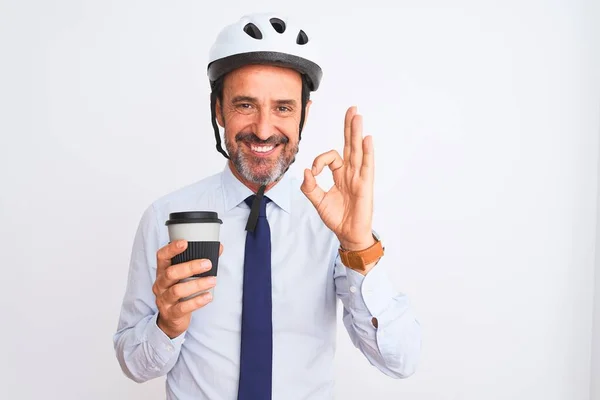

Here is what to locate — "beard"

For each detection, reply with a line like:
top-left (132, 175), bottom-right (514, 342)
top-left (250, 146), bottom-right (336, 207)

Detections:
top-left (225, 131), bottom-right (299, 186)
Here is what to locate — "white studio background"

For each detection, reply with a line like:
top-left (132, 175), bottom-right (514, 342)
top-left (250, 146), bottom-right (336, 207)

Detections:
top-left (1, 1), bottom-right (599, 399)
top-left (593, 112), bottom-right (600, 398)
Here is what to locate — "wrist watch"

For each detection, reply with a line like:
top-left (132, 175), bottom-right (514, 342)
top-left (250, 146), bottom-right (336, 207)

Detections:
top-left (338, 231), bottom-right (385, 272)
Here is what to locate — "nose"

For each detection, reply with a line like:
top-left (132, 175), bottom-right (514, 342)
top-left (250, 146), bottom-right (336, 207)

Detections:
top-left (253, 110), bottom-right (273, 141)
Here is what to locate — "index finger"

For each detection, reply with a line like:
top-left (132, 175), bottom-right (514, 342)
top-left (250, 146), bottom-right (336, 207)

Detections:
top-left (156, 240), bottom-right (188, 272)
top-left (312, 149), bottom-right (343, 176)
top-left (343, 106), bottom-right (358, 161)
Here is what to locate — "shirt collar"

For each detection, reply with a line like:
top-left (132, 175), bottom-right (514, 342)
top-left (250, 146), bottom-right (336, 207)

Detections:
top-left (221, 161), bottom-right (292, 214)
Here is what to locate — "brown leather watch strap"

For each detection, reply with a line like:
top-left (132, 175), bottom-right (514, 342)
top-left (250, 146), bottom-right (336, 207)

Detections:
top-left (338, 239), bottom-right (385, 271)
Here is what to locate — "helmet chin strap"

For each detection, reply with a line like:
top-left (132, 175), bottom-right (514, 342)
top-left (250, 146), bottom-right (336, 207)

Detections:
top-left (245, 183), bottom-right (267, 233)
top-left (298, 76), bottom-right (308, 141)
top-left (210, 86), bottom-right (230, 159)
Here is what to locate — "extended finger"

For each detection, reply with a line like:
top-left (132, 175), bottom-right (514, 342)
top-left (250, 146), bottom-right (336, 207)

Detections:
top-left (156, 240), bottom-right (188, 273)
top-left (312, 150), bottom-right (343, 176)
top-left (360, 135), bottom-right (374, 178)
top-left (155, 259), bottom-right (212, 292)
top-left (162, 276), bottom-right (217, 304)
top-left (172, 291), bottom-right (214, 316)
top-left (350, 113), bottom-right (364, 169)
top-left (344, 106), bottom-right (357, 161)
top-left (300, 168), bottom-right (326, 209)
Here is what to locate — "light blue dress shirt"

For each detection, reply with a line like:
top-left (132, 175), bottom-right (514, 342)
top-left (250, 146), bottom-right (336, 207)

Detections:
top-left (113, 162), bottom-right (421, 400)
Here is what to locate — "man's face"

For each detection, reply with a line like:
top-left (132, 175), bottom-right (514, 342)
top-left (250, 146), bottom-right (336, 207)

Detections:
top-left (216, 64), bottom-right (310, 186)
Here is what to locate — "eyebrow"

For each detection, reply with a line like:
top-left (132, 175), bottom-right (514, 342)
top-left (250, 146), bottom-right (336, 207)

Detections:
top-left (231, 96), bottom-right (298, 107)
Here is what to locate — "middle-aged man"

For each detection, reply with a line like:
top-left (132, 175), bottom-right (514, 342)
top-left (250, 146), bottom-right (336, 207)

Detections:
top-left (114, 12), bottom-right (421, 400)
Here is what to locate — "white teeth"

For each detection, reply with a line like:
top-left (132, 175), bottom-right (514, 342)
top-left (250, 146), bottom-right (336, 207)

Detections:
top-left (251, 145), bottom-right (274, 153)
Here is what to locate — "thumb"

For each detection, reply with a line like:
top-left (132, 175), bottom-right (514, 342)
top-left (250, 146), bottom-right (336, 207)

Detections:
top-left (301, 168), bottom-right (325, 208)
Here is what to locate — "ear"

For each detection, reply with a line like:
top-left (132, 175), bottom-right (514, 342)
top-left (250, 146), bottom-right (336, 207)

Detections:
top-left (215, 96), bottom-right (225, 128)
top-left (303, 99), bottom-right (312, 122)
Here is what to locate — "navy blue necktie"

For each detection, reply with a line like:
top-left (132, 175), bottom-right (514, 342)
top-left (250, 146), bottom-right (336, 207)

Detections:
top-left (238, 193), bottom-right (272, 400)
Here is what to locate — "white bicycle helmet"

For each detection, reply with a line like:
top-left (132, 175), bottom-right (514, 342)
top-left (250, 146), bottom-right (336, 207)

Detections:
top-left (207, 12), bottom-right (323, 91)
top-left (207, 13), bottom-right (323, 159)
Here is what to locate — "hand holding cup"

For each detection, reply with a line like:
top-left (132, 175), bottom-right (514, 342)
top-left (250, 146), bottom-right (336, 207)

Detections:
top-left (153, 211), bottom-right (223, 339)
top-left (153, 240), bottom-right (223, 338)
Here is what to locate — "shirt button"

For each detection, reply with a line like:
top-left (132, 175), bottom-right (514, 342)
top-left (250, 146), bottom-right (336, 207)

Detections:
top-left (166, 345), bottom-right (173, 352)
top-left (349, 286), bottom-right (357, 293)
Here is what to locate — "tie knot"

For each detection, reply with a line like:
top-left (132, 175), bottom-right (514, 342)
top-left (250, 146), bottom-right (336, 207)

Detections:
top-left (245, 194), bottom-right (270, 217)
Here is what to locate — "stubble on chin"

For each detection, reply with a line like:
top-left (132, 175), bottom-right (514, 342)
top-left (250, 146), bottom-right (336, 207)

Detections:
top-left (225, 139), bottom-right (298, 186)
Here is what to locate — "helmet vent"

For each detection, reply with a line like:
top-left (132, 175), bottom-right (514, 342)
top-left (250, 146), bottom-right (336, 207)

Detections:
top-left (296, 29), bottom-right (308, 45)
top-left (269, 18), bottom-right (286, 33)
top-left (243, 23), bottom-right (263, 39)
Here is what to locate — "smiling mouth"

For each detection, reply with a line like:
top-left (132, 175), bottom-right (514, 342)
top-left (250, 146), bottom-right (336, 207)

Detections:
top-left (245, 142), bottom-right (280, 156)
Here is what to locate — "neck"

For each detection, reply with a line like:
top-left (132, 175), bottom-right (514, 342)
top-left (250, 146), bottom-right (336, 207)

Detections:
top-left (228, 161), bottom-right (280, 193)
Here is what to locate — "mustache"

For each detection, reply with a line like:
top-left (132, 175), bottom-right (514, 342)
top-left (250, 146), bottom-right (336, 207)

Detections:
top-left (235, 132), bottom-right (289, 146)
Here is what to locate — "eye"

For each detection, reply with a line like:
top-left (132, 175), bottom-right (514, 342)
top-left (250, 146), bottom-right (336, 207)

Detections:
top-left (277, 106), bottom-right (292, 113)
top-left (235, 103), bottom-right (253, 110)
top-left (233, 103), bottom-right (255, 115)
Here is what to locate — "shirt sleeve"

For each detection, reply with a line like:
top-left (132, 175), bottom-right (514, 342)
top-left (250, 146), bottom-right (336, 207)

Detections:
top-left (333, 241), bottom-right (422, 379)
top-left (112, 204), bottom-right (186, 383)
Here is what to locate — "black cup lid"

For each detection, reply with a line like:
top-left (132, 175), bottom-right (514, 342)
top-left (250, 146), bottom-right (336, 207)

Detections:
top-left (165, 211), bottom-right (223, 225)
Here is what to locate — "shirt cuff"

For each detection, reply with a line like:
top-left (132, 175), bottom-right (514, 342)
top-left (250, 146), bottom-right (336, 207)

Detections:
top-left (345, 259), bottom-right (397, 318)
top-left (143, 313), bottom-right (186, 365)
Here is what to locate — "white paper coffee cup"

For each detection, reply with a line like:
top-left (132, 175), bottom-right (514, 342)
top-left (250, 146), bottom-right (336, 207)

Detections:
top-left (165, 211), bottom-right (222, 301)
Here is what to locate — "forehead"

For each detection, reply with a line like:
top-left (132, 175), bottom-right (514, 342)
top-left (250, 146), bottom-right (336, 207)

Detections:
top-left (222, 64), bottom-right (303, 99)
